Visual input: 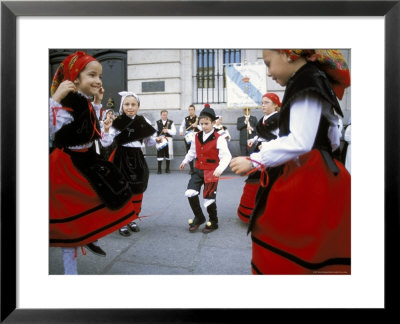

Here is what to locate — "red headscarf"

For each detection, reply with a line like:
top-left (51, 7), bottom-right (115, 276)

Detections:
top-left (278, 49), bottom-right (350, 100)
top-left (50, 51), bottom-right (97, 96)
top-left (262, 92), bottom-right (282, 107)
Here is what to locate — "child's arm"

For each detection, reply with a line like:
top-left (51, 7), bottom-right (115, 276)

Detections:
top-left (99, 117), bottom-right (115, 147)
top-left (49, 80), bottom-right (76, 135)
top-left (143, 116), bottom-right (157, 147)
top-left (92, 87), bottom-right (104, 119)
top-left (213, 137), bottom-right (232, 177)
top-left (231, 93), bottom-right (323, 175)
top-left (51, 80), bottom-right (76, 103)
top-left (180, 140), bottom-right (196, 170)
top-left (49, 98), bottom-right (74, 136)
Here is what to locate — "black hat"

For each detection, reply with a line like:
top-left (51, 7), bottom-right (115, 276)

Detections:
top-left (199, 104), bottom-right (217, 121)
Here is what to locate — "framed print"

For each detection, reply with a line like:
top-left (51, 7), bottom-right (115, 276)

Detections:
top-left (1, 0), bottom-right (399, 322)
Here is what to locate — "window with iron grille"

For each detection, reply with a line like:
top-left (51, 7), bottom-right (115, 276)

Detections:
top-left (193, 49), bottom-right (242, 104)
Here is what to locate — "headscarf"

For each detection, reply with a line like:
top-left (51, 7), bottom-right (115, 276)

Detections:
top-left (50, 51), bottom-right (97, 96)
top-left (262, 92), bottom-right (282, 107)
top-left (278, 49), bottom-right (350, 100)
top-left (102, 109), bottom-right (114, 121)
top-left (118, 91), bottom-right (140, 115)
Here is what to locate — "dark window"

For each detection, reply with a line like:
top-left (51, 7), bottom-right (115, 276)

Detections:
top-left (194, 49), bottom-right (242, 104)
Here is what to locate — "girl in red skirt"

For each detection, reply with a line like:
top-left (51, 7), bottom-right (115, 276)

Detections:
top-left (231, 50), bottom-right (351, 275)
top-left (237, 92), bottom-right (281, 223)
top-left (49, 51), bottom-right (139, 274)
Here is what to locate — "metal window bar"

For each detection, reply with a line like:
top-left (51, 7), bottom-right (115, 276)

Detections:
top-left (194, 49), bottom-right (241, 104)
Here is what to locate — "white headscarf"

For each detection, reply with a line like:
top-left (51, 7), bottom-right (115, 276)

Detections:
top-left (102, 109), bottom-right (114, 121)
top-left (118, 91), bottom-right (140, 115)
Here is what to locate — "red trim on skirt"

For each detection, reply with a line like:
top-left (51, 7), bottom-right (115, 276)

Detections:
top-left (251, 150), bottom-right (351, 274)
top-left (237, 182), bottom-right (260, 224)
top-left (50, 148), bottom-right (141, 247)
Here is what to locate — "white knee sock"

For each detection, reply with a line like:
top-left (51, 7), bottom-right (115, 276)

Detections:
top-left (62, 248), bottom-right (78, 275)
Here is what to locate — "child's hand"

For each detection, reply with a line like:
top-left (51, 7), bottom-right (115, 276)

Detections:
top-left (179, 162), bottom-right (186, 170)
top-left (103, 117), bottom-right (112, 133)
top-left (230, 156), bottom-right (253, 175)
top-left (52, 80), bottom-right (76, 103)
top-left (93, 87), bottom-right (104, 105)
top-left (213, 169), bottom-right (222, 177)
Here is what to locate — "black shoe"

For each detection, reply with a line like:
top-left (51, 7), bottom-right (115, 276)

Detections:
top-left (119, 226), bottom-right (131, 237)
top-left (85, 242), bottom-right (106, 257)
top-left (157, 169), bottom-right (162, 174)
top-left (188, 215), bottom-right (206, 233)
top-left (202, 222), bottom-right (218, 234)
top-left (128, 221), bottom-right (140, 232)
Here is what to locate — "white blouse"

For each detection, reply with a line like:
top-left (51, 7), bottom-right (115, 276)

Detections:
top-left (250, 93), bottom-right (341, 168)
top-left (49, 95), bottom-right (112, 149)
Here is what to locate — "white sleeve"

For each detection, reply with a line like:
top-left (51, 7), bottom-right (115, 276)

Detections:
top-left (168, 122), bottom-right (177, 136)
top-left (99, 126), bottom-right (117, 147)
top-left (182, 139), bottom-right (197, 164)
top-left (49, 98), bottom-right (74, 136)
top-left (224, 129), bottom-right (231, 141)
top-left (91, 102), bottom-right (103, 119)
top-left (179, 117), bottom-right (186, 133)
top-left (215, 137), bottom-right (232, 174)
top-left (143, 116), bottom-right (157, 147)
top-left (344, 125), bottom-right (351, 143)
top-left (250, 94), bottom-right (322, 167)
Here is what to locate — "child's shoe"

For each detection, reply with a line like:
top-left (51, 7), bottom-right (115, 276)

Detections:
top-left (85, 241), bottom-right (107, 257)
top-left (119, 225), bottom-right (131, 237)
top-left (188, 215), bottom-right (206, 232)
top-left (202, 221), bottom-right (218, 234)
top-left (128, 221), bottom-right (140, 232)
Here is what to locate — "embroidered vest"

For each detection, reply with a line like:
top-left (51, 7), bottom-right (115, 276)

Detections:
top-left (53, 92), bottom-right (101, 148)
top-left (195, 131), bottom-right (220, 170)
top-left (156, 119), bottom-right (173, 137)
top-left (185, 115), bottom-right (199, 132)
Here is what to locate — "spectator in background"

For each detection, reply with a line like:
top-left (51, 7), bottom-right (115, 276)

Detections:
top-left (236, 108), bottom-right (257, 156)
top-left (155, 110), bottom-right (176, 174)
top-left (179, 104), bottom-right (200, 174)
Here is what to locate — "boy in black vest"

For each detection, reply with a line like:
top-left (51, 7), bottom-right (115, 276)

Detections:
top-left (179, 105), bottom-right (232, 233)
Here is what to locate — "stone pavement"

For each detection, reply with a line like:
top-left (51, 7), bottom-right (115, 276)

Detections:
top-left (49, 170), bottom-right (253, 275)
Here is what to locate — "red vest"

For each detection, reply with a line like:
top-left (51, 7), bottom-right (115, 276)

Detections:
top-left (195, 131), bottom-right (220, 170)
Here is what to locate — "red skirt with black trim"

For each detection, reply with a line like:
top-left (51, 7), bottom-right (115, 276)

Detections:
top-left (251, 149), bottom-right (351, 275)
top-left (237, 181), bottom-right (260, 224)
top-left (49, 148), bottom-right (142, 247)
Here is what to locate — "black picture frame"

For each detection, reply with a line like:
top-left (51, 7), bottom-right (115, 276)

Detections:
top-left (1, 0), bottom-right (399, 322)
